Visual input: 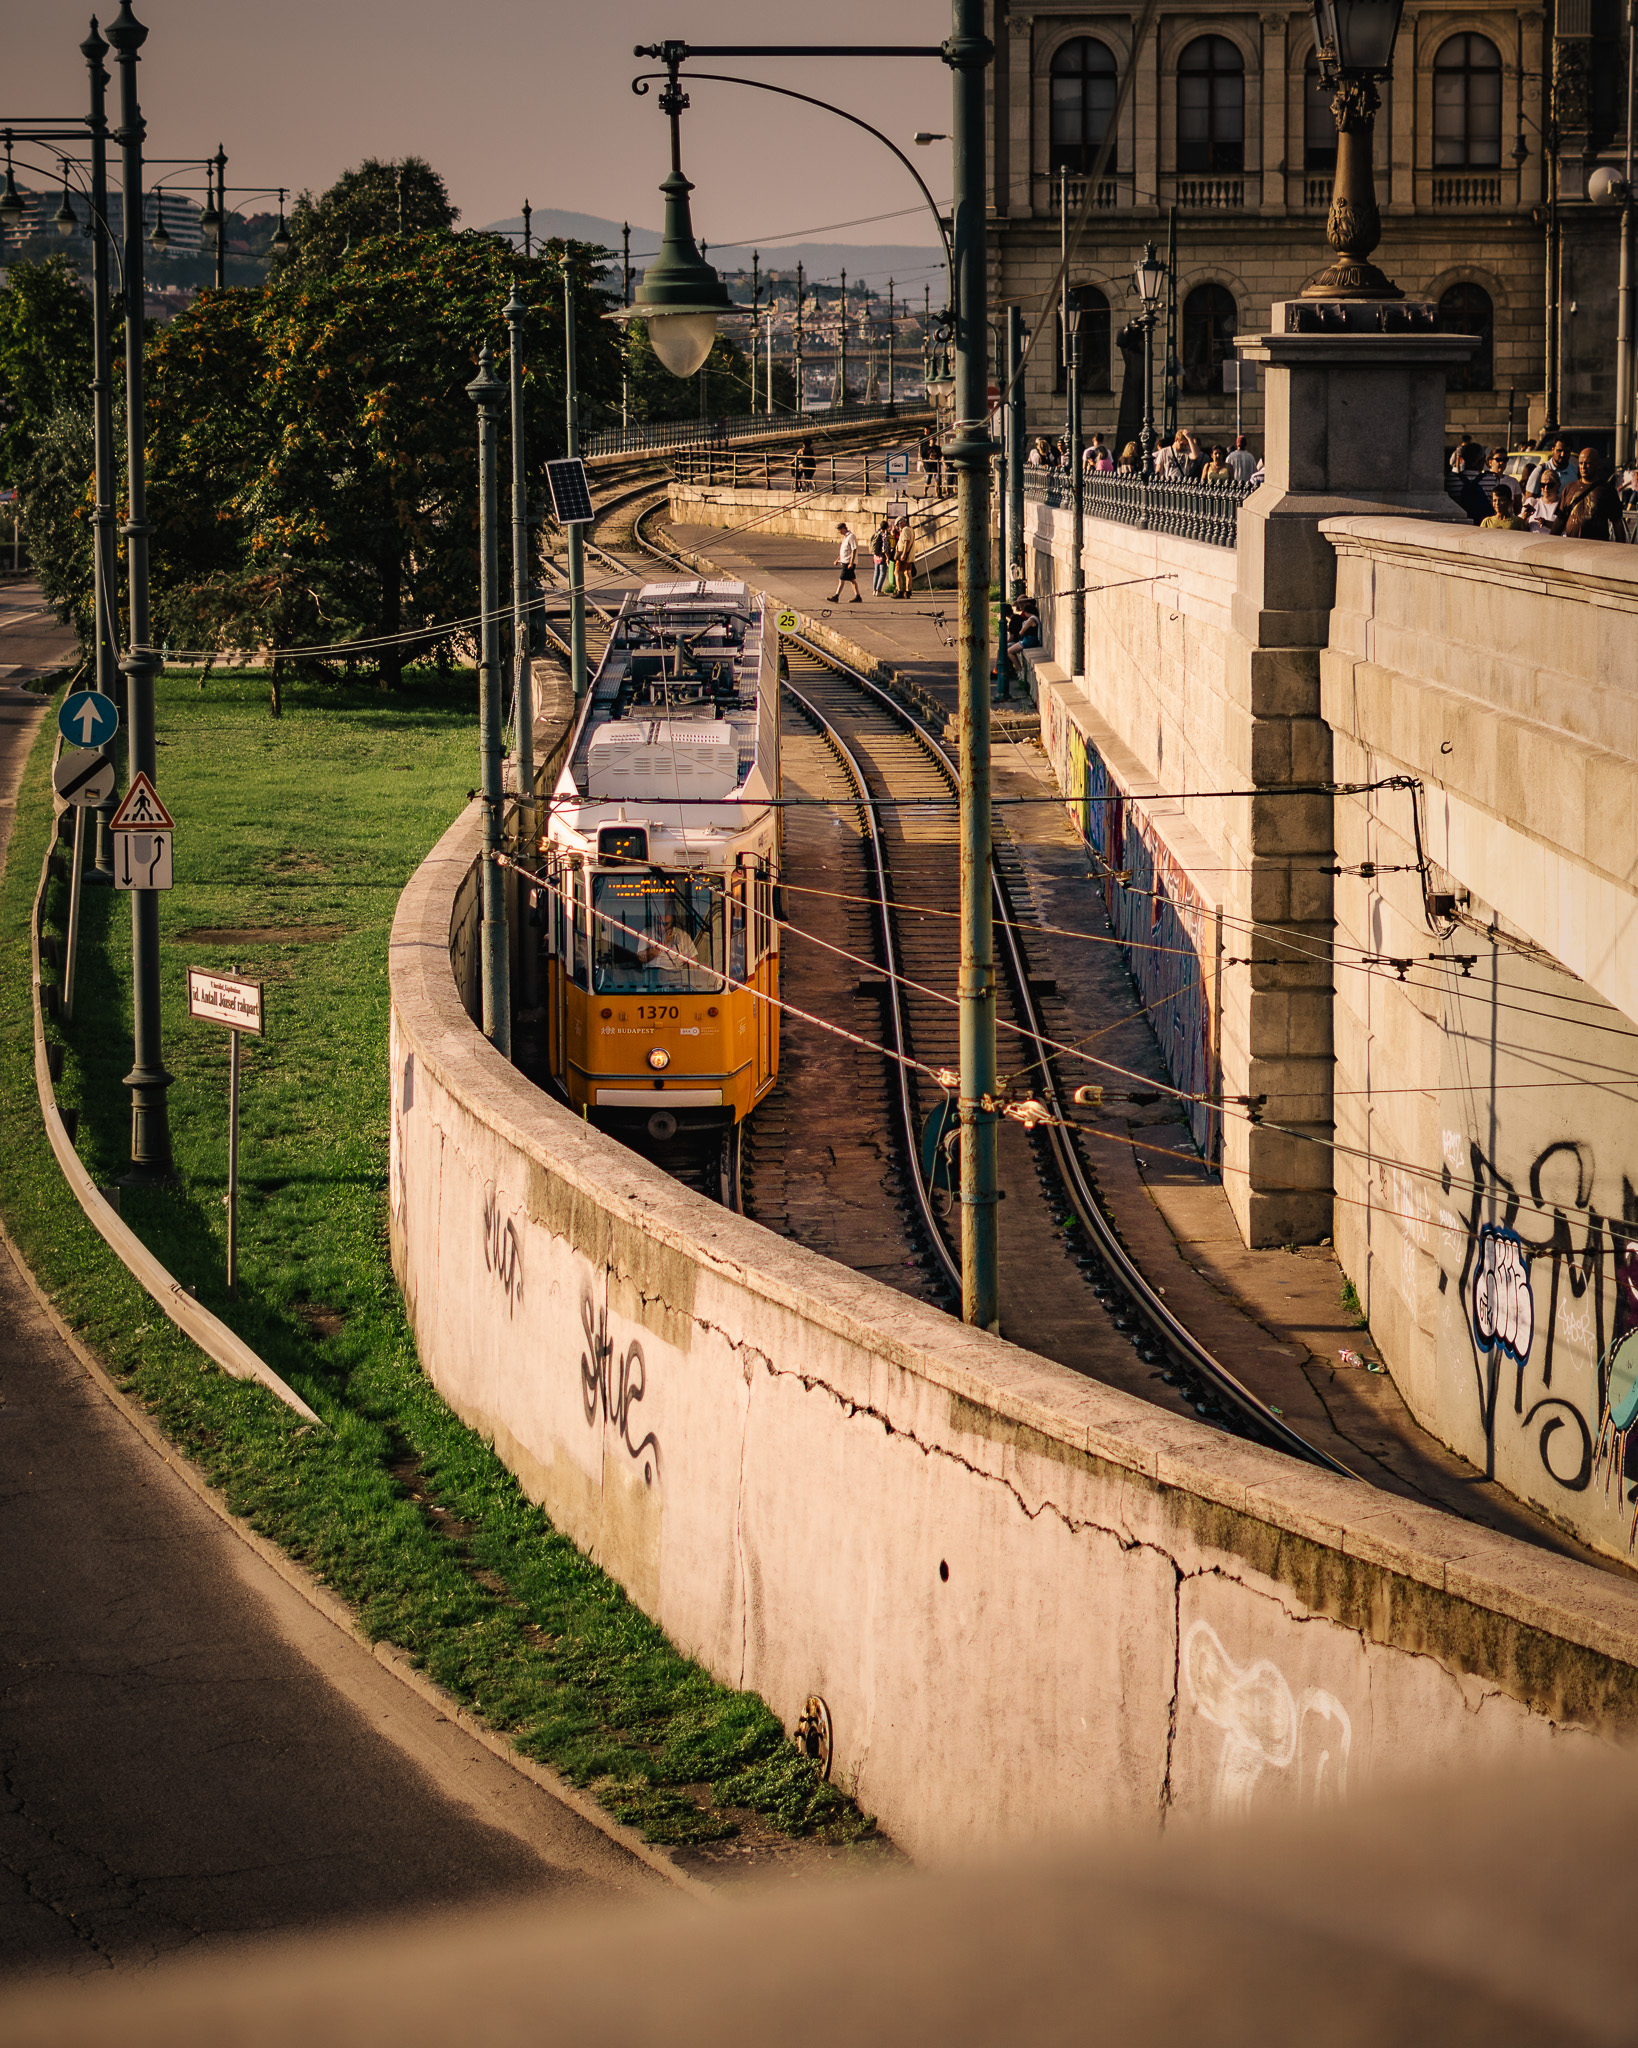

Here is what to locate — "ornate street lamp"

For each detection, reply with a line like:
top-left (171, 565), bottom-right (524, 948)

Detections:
top-left (0, 136), bottom-right (23, 221)
top-left (1303, 0), bottom-right (1407, 298)
top-left (1133, 242), bottom-right (1166, 468)
top-left (148, 187), bottom-right (169, 249)
top-left (53, 161), bottom-right (78, 234)
top-left (271, 188), bottom-right (291, 252)
top-left (610, 54), bottom-right (732, 377)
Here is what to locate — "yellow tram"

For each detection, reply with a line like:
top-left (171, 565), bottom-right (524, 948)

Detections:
top-left (540, 577), bottom-right (781, 1144)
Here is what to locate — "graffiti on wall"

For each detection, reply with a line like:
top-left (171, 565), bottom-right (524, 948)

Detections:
top-left (1183, 1620), bottom-right (1353, 1816)
top-left (1443, 1135), bottom-right (1638, 1516)
top-left (481, 1182), bottom-right (524, 1318)
top-left (579, 1291), bottom-right (660, 1486)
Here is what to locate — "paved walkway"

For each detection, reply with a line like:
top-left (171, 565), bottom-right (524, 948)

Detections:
top-left (0, 662), bottom-right (656, 1982)
top-left (663, 512), bottom-right (1625, 1570)
top-left (0, 579), bottom-right (78, 688)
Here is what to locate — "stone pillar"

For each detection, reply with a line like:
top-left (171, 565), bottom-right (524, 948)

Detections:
top-left (1218, 299), bottom-right (1474, 1247)
top-left (1134, 12), bottom-right (1160, 217)
top-left (1009, 13), bottom-right (1035, 217)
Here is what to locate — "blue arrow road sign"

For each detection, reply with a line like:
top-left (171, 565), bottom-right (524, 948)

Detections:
top-left (58, 690), bottom-right (120, 750)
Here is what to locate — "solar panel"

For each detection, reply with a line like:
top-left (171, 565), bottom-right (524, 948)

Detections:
top-left (545, 457), bottom-right (594, 525)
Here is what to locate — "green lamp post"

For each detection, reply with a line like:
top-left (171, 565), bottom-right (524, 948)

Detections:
top-left (609, 55), bottom-right (734, 376)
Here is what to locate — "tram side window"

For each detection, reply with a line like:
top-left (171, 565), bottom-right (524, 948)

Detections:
top-left (592, 872), bottom-right (724, 994)
top-left (570, 870), bottom-right (589, 990)
top-left (729, 874), bottom-right (747, 984)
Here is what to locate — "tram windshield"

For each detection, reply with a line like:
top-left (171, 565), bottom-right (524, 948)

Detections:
top-left (592, 872), bottom-right (723, 993)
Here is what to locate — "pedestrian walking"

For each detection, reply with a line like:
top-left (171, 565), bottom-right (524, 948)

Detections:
top-left (831, 522), bottom-right (862, 603)
top-left (870, 518), bottom-right (891, 596)
top-left (1480, 483), bottom-right (1530, 531)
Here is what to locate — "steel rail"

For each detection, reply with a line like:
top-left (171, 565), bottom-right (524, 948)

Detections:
top-left (616, 496), bottom-right (1355, 1470)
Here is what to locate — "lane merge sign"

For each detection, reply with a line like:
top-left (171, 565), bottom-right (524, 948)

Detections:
top-left (52, 748), bottom-right (116, 808)
top-left (775, 609), bottom-right (799, 633)
top-left (108, 770), bottom-right (176, 833)
top-left (114, 830), bottom-right (172, 891)
top-left (57, 690), bottom-right (120, 750)
top-left (187, 967), bottom-right (264, 1036)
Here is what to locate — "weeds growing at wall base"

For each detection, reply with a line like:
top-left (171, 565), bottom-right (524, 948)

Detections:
top-left (6, 671), bottom-right (870, 1852)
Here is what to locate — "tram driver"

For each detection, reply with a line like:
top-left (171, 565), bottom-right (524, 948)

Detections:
top-left (636, 900), bottom-right (703, 983)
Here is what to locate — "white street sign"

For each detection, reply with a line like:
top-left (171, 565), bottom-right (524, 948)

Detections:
top-left (52, 748), bottom-right (116, 808)
top-left (114, 829), bottom-right (173, 891)
top-left (187, 967), bottom-right (265, 1036)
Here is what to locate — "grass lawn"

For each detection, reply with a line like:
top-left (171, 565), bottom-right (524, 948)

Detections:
top-left (9, 667), bottom-right (867, 1851)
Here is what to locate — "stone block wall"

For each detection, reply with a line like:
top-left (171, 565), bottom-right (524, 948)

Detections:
top-left (1322, 518), bottom-right (1638, 1562)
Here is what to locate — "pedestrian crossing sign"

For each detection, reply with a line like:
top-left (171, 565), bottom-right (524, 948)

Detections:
top-left (775, 609), bottom-right (798, 634)
top-left (108, 770), bottom-right (176, 833)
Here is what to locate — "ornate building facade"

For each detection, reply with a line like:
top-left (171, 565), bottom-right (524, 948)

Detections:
top-left (986, 0), bottom-right (1631, 452)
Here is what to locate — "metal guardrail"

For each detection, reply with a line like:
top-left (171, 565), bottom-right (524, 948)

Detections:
top-left (583, 400), bottom-right (924, 460)
top-left (1022, 466), bottom-right (1254, 549)
top-left (670, 445), bottom-right (946, 495)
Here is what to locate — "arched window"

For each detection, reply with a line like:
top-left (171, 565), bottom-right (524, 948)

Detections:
top-left (1054, 285), bottom-right (1113, 395)
top-left (1177, 36), bottom-right (1245, 175)
top-left (1305, 50), bottom-right (1336, 171)
top-left (1182, 283), bottom-right (1238, 396)
top-left (1305, 51), bottom-right (1390, 176)
top-left (1051, 38), bottom-right (1120, 173)
top-left (1438, 282), bottom-right (1495, 391)
top-left (1434, 35), bottom-right (1502, 168)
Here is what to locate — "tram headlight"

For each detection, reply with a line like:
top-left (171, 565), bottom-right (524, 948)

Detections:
top-left (648, 1048), bottom-right (670, 1071)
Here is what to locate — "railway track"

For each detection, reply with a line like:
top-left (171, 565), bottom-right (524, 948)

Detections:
top-left (610, 505), bottom-right (1354, 1479)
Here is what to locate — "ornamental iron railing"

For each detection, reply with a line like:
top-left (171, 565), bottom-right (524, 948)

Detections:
top-left (1022, 465), bottom-right (1254, 549)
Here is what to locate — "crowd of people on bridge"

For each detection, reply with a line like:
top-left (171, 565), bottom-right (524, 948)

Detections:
top-left (1020, 428), bottom-right (1263, 489)
top-left (1448, 435), bottom-right (1635, 541)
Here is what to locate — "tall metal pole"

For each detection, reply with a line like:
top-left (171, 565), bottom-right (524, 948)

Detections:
top-left (84, 17), bottom-right (116, 883)
top-left (504, 281), bottom-right (537, 964)
top-left (750, 249), bottom-right (759, 413)
top-left (887, 278), bottom-right (896, 408)
top-left (1067, 300), bottom-right (1084, 678)
top-left (562, 256), bottom-right (588, 699)
top-left (1616, 0), bottom-right (1636, 467)
top-left (522, 198), bottom-right (533, 258)
top-left (838, 266), bottom-right (848, 406)
top-left (213, 143), bottom-right (226, 289)
top-left (947, 0), bottom-right (998, 1331)
top-left (766, 282), bottom-right (774, 411)
top-left (1059, 168), bottom-right (1071, 444)
top-left (796, 261), bottom-right (805, 411)
top-left (107, 0), bottom-right (171, 1177)
top-left (467, 344), bottom-right (511, 1058)
top-left (1163, 204), bottom-right (1178, 445)
top-left (621, 220), bottom-right (632, 434)
top-left (1006, 300), bottom-right (1024, 601)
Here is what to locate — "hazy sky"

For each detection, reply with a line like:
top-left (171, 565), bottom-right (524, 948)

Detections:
top-left (11, 1), bottom-right (953, 249)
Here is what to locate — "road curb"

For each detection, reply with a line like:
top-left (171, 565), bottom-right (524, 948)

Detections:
top-left (0, 1213), bottom-right (714, 1902)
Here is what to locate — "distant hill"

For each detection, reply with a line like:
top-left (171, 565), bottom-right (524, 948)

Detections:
top-left (485, 208), bottom-right (945, 297)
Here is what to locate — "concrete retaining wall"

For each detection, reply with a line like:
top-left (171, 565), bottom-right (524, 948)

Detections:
top-left (669, 482), bottom-right (960, 565)
top-left (1321, 519), bottom-right (1638, 1562)
top-left (389, 803), bottom-right (1638, 1859)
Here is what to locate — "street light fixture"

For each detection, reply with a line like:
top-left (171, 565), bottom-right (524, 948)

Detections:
top-left (0, 136), bottom-right (23, 219)
top-left (1302, 0), bottom-right (1406, 298)
top-left (1132, 241), bottom-right (1166, 470)
top-left (53, 161), bottom-right (78, 234)
top-left (271, 188), bottom-right (290, 251)
top-left (148, 188), bottom-right (169, 249)
top-left (608, 59), bottom-right (732, 376)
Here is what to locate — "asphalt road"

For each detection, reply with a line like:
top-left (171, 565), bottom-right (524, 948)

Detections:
top-left (0, 578), bottom-right (78, 689)
top-left (0, 638), bottom-right (660, 1983)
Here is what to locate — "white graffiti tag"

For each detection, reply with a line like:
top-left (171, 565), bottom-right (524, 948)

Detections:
top-left (1473, 1226), bottom-right (1533, 1364)
top-left (1183, 1620), bottom-right (1353, 1817)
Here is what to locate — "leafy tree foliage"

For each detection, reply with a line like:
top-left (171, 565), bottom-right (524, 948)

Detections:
top-left (16, 405), bottom-right (95, 645)
top-left (143, 226), bottom-right (618, 682)
top-left (0, 257), bottom-right (93, 479)
top-left (279, 158), bottom-right (457, 278)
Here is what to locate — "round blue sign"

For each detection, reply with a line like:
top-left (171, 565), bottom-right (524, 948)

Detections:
top-left (58, 690), bottom-right (120, 750)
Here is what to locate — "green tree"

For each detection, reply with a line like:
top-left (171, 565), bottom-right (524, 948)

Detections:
top-left (619, 320), bottom-right (758, 427)
top-left (145, 227), bottom-right (619, 685)
top-left (17, 405), bottom-right (95, 644)
top-left (279, 158), bottom-right (457, 278)
top-left (0, 257), bottom-right (93, 480)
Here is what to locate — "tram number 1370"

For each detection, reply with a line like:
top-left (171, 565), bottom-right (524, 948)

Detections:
top-left (634, 1003), bottom-right (680, 1021)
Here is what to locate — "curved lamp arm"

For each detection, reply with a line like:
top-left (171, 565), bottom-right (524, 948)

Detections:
top-left (631, 68), bottom-right (952, 288)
